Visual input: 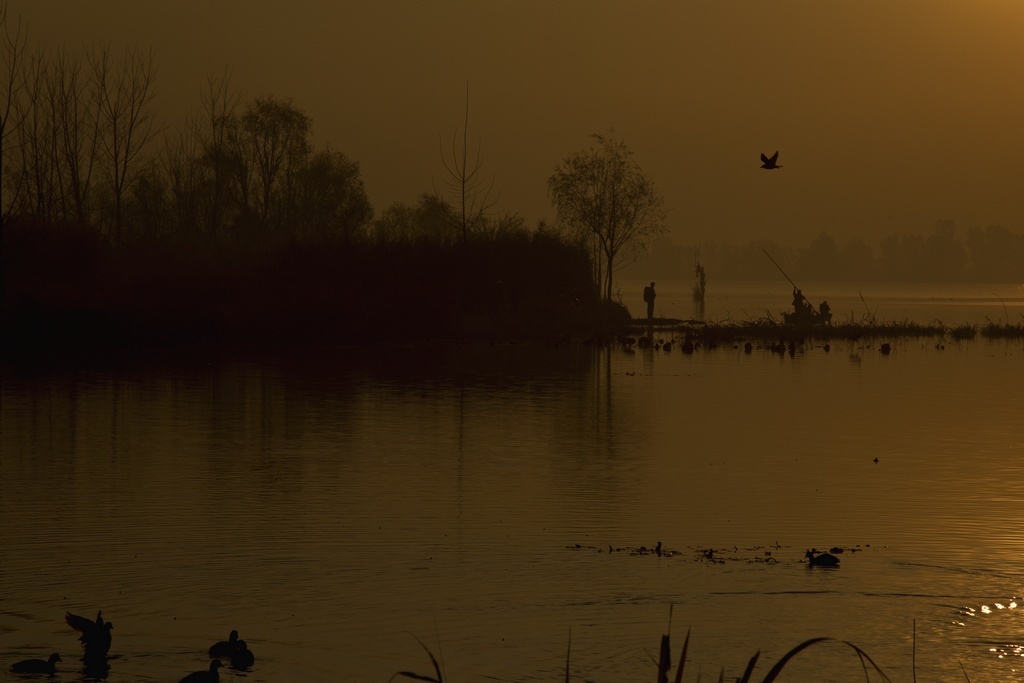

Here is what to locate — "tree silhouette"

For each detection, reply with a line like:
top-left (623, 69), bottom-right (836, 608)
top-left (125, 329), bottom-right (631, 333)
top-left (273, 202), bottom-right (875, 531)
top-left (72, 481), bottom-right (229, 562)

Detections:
top-left (548, 131), bottom-right (666, 301)
top-left (434, 82), bottom-right (495, 247)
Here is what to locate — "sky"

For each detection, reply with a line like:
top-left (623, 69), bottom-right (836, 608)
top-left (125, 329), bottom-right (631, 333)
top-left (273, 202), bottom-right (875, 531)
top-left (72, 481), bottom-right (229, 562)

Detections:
top-left (10, 0), bottom-right (1024, 247)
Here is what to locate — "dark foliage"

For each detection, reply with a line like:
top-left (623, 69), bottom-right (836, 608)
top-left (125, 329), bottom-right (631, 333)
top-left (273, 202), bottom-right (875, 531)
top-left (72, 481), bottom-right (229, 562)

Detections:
top-left (1, 218), bottom-right (627, 351)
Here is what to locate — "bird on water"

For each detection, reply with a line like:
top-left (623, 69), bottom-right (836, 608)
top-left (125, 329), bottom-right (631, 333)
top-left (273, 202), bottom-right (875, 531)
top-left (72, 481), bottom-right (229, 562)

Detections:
top-left (208, 630), bottom-right (240, 658)
top-left (760, 151), bottom-right (782, 169)
top-left (65, 610), bottom-right (113, 658)
top-left (179, 659), bottom-right (223, 683)
top-left (230, 640), bottom-right (255, 670)
top-left (10, 652), bottom-right (61, 675)
top-left (805, 549), bottom-right (840, 567)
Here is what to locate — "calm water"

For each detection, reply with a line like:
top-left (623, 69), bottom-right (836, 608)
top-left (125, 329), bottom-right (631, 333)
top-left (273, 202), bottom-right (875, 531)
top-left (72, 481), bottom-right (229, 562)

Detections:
top-left (3, 286), bottom-right (1024, 683)
top-left (622, 279), bottom-right (1024, 326)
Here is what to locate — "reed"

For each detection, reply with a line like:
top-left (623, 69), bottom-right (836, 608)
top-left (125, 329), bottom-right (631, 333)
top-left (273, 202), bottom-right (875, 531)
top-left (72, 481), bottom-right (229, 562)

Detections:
top-left (980, 319), bottom-right (1024, 338)
top-left (397, 625), bottom-right (895, 683)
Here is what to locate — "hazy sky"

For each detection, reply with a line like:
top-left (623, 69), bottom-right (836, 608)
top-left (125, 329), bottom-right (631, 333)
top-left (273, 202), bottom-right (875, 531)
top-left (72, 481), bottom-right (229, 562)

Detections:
top-left (12, 1), bottom-right (1024, 246)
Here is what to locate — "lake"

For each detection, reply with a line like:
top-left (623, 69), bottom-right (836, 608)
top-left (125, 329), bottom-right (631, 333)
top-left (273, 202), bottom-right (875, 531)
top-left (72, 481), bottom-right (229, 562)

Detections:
top-left (2, 284), bottom-right (1024, 683)
top-left (620, 279), bottom-right (1024, 326)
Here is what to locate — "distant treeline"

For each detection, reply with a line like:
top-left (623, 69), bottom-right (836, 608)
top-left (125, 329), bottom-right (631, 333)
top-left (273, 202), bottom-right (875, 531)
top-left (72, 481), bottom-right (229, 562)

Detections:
top-left (627, 221), bottom-right (1024, 283)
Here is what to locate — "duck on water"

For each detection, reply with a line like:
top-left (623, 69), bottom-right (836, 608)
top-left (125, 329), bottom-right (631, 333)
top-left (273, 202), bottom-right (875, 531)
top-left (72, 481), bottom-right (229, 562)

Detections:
top-left (805, 549), bottom-right (840, 567)
top-left (10, 653), bottom-right (61, 675)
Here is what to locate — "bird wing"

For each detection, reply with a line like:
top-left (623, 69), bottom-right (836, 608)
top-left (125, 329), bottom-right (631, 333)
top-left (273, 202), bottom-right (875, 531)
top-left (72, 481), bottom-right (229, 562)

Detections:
top-left (66, 611), bottom-right (94, 634)
top-left (760, 153), bottom-right (770, 164)
top-left (768, 151), bottom-right (779, 164)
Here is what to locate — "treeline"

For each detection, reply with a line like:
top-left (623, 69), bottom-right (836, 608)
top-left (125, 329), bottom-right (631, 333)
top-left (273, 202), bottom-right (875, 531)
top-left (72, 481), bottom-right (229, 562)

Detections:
top-left (2, 42), bottom-right (374, 244)
top-left (0, 35), bottom-right (628, 348)
top-left (629, 221), bottom-right (1024, 283)
top-left (2, 216), bottom-right (627, 349)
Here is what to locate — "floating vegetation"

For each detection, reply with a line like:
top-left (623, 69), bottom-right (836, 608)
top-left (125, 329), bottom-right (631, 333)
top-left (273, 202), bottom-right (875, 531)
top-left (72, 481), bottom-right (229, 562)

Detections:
top-left (568, 542), bottom-right (870, 565)
top-left (625, 314), bottom-right (1024, 345)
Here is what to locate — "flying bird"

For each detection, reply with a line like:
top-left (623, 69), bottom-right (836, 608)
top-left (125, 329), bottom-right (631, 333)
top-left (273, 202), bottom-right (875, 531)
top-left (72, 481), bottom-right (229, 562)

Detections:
top-left (760, 151), bottom-right (782, 169)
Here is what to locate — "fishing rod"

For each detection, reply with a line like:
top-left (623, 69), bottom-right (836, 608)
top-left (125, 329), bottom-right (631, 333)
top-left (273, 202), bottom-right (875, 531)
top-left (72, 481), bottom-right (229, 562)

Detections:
top-left (762, 249), bottom-right (800, 293)
top-left (763, 249), bottom-right (817, 315)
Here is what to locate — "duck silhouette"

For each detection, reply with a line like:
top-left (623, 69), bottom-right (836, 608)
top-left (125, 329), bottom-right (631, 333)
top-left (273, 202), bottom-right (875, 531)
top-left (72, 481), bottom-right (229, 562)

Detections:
top-left (760, 151), bottom-right (782, 169)
top-left (65, 610), bottom-right (112, 658)
top-left (10, 652), bottom-right (61, 675)
top-left (208, 630), bottom-right (240, 658)
top-left (179, 659), bottom-right (222, 683)
top-left (229, 640), bottom-right (255, 670)
top-left (805, 549), bottom-right (840, 567)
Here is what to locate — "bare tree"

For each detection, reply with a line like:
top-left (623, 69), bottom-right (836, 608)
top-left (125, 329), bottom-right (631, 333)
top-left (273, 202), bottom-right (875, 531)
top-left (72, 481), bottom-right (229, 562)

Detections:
top-left (197, 69), bottom-right (239, 235)
top-left (11, 50), bottom-right (54, 220)
top-left (90, 43), bottom-right (158, 242)
top-left (0, 0), bottom-right (23, 303)
top-left (434, 82), bottom-right (496, 246)
top-left (548, 131), bottom-right (666, 301)
top-left (51, 46), bottom-right (101, 225)
top-left (163, 117), bottom-right (203, 235)
top-left (163, 71), bottom-right (240, 237)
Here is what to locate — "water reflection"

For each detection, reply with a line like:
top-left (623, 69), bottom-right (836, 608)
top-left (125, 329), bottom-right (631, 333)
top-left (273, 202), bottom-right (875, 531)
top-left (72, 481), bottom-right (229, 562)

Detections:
top-left (3, 340), bottom-right (1024, 683)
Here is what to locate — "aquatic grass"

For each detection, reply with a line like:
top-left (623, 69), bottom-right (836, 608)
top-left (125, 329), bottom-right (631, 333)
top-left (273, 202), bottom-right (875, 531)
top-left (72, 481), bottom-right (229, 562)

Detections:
top-left (629, 314), bottom-right (1024, 345)
top-left (980, 318), bottom-right (1024, 339)
top-left (648, 606), bottom-right (891, 683)
top-left (393, 637), bottom-right (445, 683)
top-left (398, 618), bottom-right (898, 683)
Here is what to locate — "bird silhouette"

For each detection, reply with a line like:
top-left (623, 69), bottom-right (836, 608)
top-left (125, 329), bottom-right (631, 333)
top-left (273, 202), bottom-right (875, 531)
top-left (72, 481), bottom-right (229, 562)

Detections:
top-left (179, 659), bottom-right (222, 683)
top-left (10, 652), bottom-right (61, 675)
top-left (229, 640), bottom-right (255, 670)
top-left (760, 151), bottom-right (782, 169)
top-left (805, 549), bottom-right (840, 567)
top-left (208, 630), bottom-right (240, 658)
top-left (65, 610), bottom-right (113, 659)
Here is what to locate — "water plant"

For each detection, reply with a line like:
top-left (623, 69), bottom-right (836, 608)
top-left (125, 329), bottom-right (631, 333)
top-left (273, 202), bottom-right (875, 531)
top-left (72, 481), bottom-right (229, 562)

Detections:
top-left (395, 614), bottom-right (896, 683)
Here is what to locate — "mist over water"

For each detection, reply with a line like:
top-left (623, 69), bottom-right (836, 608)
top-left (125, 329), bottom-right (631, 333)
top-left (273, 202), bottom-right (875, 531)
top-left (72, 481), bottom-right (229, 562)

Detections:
top-left (3, 287), bottom-right (1024, 683)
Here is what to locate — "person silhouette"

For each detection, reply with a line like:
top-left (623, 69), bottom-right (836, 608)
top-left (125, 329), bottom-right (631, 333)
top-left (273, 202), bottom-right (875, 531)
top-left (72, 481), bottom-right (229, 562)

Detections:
top-left (792, 288), bottom-right (809, 315)
top-left (643, 282), bottom-right (656, 320)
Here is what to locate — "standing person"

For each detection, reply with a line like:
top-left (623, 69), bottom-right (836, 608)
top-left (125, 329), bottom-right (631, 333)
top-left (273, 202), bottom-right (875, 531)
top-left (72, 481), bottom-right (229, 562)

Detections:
top-left (792, 288), bottom-right (808, 315)
top-left (643, 282), bottom-right (656, 320)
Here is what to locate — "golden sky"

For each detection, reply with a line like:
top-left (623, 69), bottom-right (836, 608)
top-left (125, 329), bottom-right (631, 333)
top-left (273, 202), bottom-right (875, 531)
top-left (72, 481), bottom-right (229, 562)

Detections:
top-left (11, 0), bottom-right (1024, 245)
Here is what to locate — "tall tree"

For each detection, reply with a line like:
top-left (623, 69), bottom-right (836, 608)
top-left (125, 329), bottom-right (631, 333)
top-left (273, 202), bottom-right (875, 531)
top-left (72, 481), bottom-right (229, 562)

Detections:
top-left (434, 82), bottom-right (495, 246)
top-left (51, 46), bottom-right (101, 226)
top-left (294, 147), bottom-right (372, 242)
top-left (232, 95), bottom-right (310, 229)
top-left (197, 70), bottom-right (239, 235)
top-left (90, 44), bottom-right (158, 243)
top-left (0, 0), bottom-right (25, 299)
top-left (0, 0), bottom-right (24, 223)
top-left (548, 131), bottom-right (666, 301)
